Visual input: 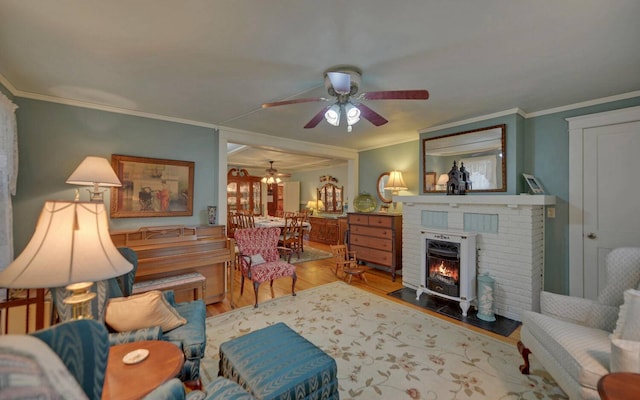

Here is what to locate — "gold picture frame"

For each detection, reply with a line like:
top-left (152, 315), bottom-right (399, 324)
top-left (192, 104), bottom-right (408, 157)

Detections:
top-left (110, 154), bottom-right (194, 218)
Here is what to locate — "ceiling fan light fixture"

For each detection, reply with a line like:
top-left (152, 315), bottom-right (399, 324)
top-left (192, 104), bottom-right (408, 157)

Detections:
top-left (324, 104), bottom-right (340, 126)
top-left (345, 103), bottom-right (361, 125)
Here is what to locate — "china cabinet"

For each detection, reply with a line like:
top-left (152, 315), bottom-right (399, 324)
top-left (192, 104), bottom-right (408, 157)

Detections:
top-left (318, 182), bottom-right (343, 213)
top-left (227, 168), bottom-right (262, 215)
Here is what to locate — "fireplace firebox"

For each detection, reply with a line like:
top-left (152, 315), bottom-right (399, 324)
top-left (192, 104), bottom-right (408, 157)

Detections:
top-left (416, 230), bottom-right (477, 316)
top-left (426, 240), bottom-right (460, 297)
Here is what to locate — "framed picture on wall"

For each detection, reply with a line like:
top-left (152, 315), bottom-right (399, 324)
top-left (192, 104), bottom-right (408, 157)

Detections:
top-left (110, 154), bottom-right (194, 218)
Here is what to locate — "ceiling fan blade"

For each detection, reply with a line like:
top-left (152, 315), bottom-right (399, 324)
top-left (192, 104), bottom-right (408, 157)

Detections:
top-left (360, 90), bottom-right (429, 101)
top-left (304, 106), bottom-right (331, 129)
top-left (327, 72), bottom-right (351, 95)
top-left (354, 103), bottom-right (388, 126)
top-left (262, 98), bottom-right (327, 108)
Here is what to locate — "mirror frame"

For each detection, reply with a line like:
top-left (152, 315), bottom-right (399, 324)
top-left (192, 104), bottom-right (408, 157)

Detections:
top-left (377, 172), bottom-right (392, 203)
top-left (422, 124), bottom-right (506, 193)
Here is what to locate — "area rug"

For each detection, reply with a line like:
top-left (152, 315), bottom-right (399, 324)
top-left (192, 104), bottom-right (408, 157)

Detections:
top-left (289, 246), bottom-right (333, 264)
top-left (202, 282), bottom-right (566, 399)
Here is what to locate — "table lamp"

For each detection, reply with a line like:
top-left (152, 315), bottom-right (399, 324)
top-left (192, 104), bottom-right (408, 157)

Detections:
top-left (0, 200), bottom-right (133, 319)
top-left (66, 156), bottom-right (122, 202)
top-left (306, 200), bottom-right (317, 215)
top-left (384, 170), bottom-right (408, 212)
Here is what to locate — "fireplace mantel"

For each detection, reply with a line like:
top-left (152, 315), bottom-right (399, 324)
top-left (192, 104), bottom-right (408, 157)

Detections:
top-left (396, 195), bottom-right (556, 207)
top-left (398, 194), bottom-right (555, 321)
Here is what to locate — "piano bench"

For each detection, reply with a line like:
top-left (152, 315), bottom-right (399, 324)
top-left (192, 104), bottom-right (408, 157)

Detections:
top-left (133, 272), bottom-right (206, 301)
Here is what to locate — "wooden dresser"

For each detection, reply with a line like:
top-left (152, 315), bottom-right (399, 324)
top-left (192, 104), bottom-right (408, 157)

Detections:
top-left (347, 213), bottom-right (402, 281)
top-left (110, 225), bottom-right (233, 304)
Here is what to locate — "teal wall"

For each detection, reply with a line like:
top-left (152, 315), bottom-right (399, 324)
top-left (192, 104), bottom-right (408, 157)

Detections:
top-left (359, 96), bottom-right (640, 295)
top-left (358, 141), bottom-right (418, 214)
top-left (12, 98), bottom-right (219, 253)
top-left (291, 165), bottom-right (348, 208)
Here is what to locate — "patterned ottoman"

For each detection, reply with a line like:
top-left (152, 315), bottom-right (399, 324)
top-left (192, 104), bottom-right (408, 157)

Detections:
top-left (218, 322), bottom-right (339, 400)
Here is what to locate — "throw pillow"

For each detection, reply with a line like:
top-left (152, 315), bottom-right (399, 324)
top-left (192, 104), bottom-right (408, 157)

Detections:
top-left (0, 335), bottom-right (88, 399)
top-left (610, 338), bottom-right (640, 373)
top-left (612, 288), bottom-right (640, 341)
top-left (105, 290), bottom-right (186, 333)
top-left (250, 253), bottom-right (266, 265)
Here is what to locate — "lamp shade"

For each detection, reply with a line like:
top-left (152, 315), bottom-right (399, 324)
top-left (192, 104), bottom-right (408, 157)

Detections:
top-left (0, 201), bottom-right (132, 288)
top-left (437, 174), bottom-right (449, 186)
top-left (306, 200), bottom-right (316, 209)
top-left (384, 170), bottom-right (408, 191)
top-left (66, 156), bottom-right (121, 187)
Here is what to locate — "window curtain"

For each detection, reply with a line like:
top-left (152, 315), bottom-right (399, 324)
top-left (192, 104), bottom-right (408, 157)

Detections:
top-left (460, 155), bottom-right (496, 190)
top-left (0, 93), bottom-right (18, 271)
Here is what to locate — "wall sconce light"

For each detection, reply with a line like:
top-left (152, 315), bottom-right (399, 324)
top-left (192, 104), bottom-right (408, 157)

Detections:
top-left (66, 156), bottom-right (122, 202)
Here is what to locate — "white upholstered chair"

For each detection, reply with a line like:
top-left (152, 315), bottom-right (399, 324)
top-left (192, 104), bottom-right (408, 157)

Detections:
top-left (518, 247), bottom-right (640, 399)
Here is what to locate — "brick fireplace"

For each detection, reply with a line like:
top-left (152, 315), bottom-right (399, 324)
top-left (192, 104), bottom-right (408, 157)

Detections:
top-left (396, 195), bottom-right (555, 321)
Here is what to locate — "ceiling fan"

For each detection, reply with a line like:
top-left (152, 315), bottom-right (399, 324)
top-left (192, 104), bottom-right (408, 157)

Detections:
top-left (261, 161), bottom-right (291, 184)
top-left (262, 66), bottom-right (429, 132)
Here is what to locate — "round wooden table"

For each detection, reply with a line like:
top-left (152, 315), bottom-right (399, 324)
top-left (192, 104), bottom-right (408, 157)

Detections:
top-left (598, 372), bottom-right (640, 400)
top-left (102, 340), bottom-right (184, 400)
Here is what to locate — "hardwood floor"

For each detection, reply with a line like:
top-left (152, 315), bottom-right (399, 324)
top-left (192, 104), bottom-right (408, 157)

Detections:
top-left (207, 240), bottom-right (520, 346)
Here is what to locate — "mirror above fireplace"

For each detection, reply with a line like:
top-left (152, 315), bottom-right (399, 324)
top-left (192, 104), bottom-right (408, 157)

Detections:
top-left (423, 124), bottom-right (506, 193)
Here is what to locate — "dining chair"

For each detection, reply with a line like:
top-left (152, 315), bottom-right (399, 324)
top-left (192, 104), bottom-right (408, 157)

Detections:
top-left (279, 215), bottom-right (303, 258)
top-left (234, 227), bottom-right (297, 307)
top-left (330, 244), bottom-right (368, 284)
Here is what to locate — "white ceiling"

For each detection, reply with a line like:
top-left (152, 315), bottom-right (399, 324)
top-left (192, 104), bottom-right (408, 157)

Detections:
top-left (1, 1), bottom-right (639, 165)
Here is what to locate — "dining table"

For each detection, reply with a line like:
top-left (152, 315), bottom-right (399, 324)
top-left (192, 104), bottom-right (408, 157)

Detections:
top-left (254, 216), bottom-right (311, 229)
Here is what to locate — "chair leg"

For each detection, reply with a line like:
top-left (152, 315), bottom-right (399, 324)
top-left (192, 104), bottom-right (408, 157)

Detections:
top-left (517, 341), bottom-right (531, 375)
top-left (360, 272), bottom-right (368, 284)
top-left (252, 281), bottom-right (260, 308)
top-left (240, 275), bottom-right (245, 296)
top-left (291, 272), bottom-right (297, 297)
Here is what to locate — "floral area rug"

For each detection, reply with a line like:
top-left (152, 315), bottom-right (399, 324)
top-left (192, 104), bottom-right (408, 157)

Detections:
top-left (202, 282), bottom-right (567, 399)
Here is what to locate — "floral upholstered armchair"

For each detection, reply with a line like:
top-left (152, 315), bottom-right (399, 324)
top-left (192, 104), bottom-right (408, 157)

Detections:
top-left (234, 227), bottom-right (297, 307)
top-left (51, 247), bottom-right (207, 389)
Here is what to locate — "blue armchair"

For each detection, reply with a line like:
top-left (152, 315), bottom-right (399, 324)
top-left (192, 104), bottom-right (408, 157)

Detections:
top-left (51, 247), bottom-right (208, 388)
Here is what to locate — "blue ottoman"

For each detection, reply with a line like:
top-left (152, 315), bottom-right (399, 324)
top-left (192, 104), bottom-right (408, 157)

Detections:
top-left (218, 322), bottom-right (339, 400)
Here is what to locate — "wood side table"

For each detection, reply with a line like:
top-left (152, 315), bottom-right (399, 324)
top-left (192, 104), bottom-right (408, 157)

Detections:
top-left (102, 340), bottom-right (184, 400)
top-left (598, 372), bottom-right (640, 400)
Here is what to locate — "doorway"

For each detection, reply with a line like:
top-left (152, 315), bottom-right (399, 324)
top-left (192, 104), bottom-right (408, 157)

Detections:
top-left (568, 106), bottom-right (640, 298)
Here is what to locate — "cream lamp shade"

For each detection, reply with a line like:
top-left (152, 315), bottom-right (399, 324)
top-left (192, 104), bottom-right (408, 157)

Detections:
top-left (384, 170), bottom-right (408, 194)
top-left (437, 174), bottom-right (449, 186)
top-left (66, 156), bottom-right (121, 202)
top-left (0, 201), bottom-right (132, 288)
top-left (306, 200), bottom-right (316, 209)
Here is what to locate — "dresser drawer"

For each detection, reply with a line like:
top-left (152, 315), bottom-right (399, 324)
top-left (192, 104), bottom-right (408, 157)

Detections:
top-left (351, 245), bottom-right (393, 267)
top-left (349, 234), bottom-right (393, 251)
top-left (350, 225), bottom-right (393, 239)
top-left (348, 214), bottom-right (369, 225)
top-left (367, 215), bottom-right (394, 227)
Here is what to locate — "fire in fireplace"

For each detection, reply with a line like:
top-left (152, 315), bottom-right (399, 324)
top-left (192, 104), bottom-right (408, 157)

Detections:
top-left (417, 230), bottom-right (477, 316)
top-left (427, 240), bottom-right (461, 297)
